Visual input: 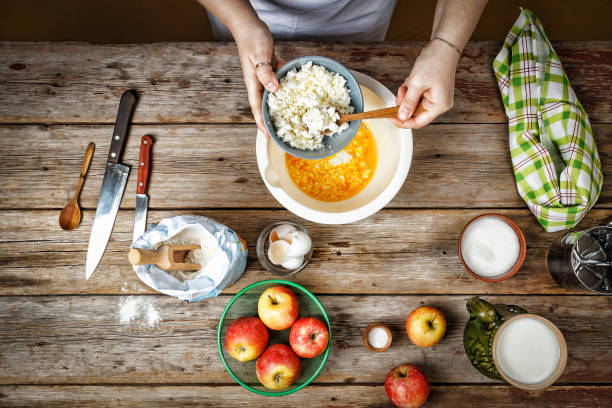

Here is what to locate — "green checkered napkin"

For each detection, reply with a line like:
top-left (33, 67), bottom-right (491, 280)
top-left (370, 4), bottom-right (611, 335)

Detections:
top-left (493, 8), bottom-right (603, 232)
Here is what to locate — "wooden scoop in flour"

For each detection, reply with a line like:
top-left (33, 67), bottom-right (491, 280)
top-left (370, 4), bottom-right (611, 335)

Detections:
top-left (128, 245), bottom-right (200, 271)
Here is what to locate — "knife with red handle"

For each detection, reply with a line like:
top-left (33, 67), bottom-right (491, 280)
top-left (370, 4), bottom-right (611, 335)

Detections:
top-left (133, 135), bottom-right (153, 242)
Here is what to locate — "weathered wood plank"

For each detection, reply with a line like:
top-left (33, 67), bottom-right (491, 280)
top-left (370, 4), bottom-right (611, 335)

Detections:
top-left (1, 209), bottom-right (610, 295)
top-left (0, 124), bottom-right (610, 209)
top-left (0, 385), bottom-right (610, 408)
top-left (0, 42), bottom-right (610, 124)
top-left (0, 295), bottom-right (609, 384)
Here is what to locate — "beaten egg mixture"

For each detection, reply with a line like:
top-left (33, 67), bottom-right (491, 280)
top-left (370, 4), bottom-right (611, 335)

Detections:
top-left (285, 122), bottom-right (378, 202)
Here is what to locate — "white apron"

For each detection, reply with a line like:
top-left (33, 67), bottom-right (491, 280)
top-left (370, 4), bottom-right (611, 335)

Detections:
top-left (208, 0), bottom-right (397, 41)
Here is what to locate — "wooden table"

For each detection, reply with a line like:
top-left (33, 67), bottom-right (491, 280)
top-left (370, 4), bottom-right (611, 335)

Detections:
top-left (0, 41), bottom-right (610, 407)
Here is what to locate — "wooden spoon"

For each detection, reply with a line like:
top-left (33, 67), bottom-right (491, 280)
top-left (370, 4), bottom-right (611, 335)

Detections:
top-left (59, 142), bottom-right (95, 230)
top-left (128, 245), bottom-right (201, 271)
top-left (312, 106), bottom-right (400, 135)
top-left (337, 106), bottom-right (400, 126)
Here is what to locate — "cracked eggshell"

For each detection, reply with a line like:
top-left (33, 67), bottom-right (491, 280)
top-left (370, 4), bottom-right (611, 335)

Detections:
top-left (281, 255), bottom-right (304, 270)
top-left (270, 224), bottom-right (297, 244)
top-left (268, 239), bottom-right (291, 265)
top-left (286, 230), bottom-right (312, 258)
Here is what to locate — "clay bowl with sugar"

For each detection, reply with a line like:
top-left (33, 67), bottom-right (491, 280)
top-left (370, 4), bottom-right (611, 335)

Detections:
top-left (262, 56), bottom-right (364, 160)
top-left (458, 213), bottom-right (527, 282)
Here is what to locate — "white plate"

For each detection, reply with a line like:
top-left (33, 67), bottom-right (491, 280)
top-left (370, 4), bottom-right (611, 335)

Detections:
top-left (256, 71), bottom-right (412, 224)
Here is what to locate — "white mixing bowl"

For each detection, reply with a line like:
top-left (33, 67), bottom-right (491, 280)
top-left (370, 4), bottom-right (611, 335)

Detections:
top-left (256, 71), bottom-right (412, 224)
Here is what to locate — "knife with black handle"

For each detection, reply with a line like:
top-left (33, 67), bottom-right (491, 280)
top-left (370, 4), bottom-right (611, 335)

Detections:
top-left (85, 90), bottom-right (137, 279)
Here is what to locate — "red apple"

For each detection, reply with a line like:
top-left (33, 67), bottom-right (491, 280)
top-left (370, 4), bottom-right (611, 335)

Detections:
top-left (385, 364), bottom-right (430, 408)
top-left (225, 316), bottom-right (269, 362)
top-left (256, 343), bottom-right (301, 390)
top-left (257, 285), bottom-right (299, 330)
top-left (406, 306), bottom-right (446, 347)
top-left (289, 317), bottom-right (329, 358)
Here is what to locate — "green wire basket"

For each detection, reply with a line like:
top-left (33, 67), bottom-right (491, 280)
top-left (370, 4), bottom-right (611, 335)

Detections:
top-left (217, 279), bottom-right (331, 396)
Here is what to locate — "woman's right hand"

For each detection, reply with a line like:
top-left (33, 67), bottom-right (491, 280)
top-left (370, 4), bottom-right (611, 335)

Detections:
top-left (234, 21), bottom-right (283, 137)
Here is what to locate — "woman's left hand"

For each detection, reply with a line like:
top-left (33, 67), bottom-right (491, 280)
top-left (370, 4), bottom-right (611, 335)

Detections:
top-left (390, 39), bottom-right (461, 129)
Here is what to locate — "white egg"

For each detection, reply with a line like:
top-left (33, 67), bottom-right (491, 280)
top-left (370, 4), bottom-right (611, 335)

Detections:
top-left (281, 255), bottom-right (304, 270)
top-left (268, 240), bottom-right (290, 265)
top-left (286, 230), bottom-right (312, 258)
top-left (270, 224), bottom-right (296, 243)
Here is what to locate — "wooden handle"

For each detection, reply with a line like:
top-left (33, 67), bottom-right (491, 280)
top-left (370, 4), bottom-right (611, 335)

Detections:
top-left (128, 246), bottom-right (200, 271)
top-left (169, 245), bottom-right (200, 251)
top-left (137, 135), bottom-right (153, 194)
top-left (74, 142), bottom-right (95, 198)
top-left (339, 106), bottom-right (400, 124)
top-left (80, 142), bottom-right (95, 178)
top-left (128, 248), bottom-right (160, 266)
top-left (107, 90), bottom-right (137, 163)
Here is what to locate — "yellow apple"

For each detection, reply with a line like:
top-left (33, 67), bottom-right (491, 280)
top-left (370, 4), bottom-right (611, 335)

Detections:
top-left (406, 306), bottom-right (446, 347)
top-left (257, 286), bottom-right (299, 331)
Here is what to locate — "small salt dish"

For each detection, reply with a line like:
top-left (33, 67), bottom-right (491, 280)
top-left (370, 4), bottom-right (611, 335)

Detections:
top-left (362, 322), bottom-right (392, 352)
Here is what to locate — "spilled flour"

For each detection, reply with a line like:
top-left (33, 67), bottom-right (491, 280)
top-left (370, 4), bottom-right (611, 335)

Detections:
top-left (118, 296), bottom-right (161, 327)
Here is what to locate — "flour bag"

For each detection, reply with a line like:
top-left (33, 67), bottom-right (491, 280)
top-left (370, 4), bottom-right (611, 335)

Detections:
top-left (131, 215), bottom-right (247, 302)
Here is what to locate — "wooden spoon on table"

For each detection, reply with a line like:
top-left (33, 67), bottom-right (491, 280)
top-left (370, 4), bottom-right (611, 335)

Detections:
top-left (59, 142), bottom-right (95, 230)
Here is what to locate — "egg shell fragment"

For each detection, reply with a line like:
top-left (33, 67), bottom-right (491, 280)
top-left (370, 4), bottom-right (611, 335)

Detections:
top-left (286, 230), bottom-right (312, 258)
top-left (281, 255), bottom-right (304, 270)
top-left (268, 239), bottom-right (291, 265)
top-left (270, 224), bottom-right (297, 244)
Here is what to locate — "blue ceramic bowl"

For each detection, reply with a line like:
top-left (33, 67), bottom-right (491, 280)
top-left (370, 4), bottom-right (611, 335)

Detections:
top-left (262, 56), bottom-right (364, 160)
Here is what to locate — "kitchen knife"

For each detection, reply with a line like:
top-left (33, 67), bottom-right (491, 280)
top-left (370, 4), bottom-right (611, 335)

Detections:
top-left (133, 135), bottom-right (153, 242)
top-left (85, 90), bottom-right (137, 279)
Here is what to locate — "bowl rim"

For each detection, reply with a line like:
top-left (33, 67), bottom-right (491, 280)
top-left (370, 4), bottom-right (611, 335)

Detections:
top-left (262, 55), bottom-right (364, 160)
top-left (256, 70), bottom-right (413, 224)
top-left (457, 213), bottom-right (527, 282)
top-left (217, 279), bottom-right (331, 396)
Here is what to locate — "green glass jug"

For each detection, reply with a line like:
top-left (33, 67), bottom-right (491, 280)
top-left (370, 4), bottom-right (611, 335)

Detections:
top-left (463, 297), bottom-right (527, 380)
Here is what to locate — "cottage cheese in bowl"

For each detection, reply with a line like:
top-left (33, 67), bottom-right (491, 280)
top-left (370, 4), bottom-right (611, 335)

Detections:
top-left (262, 56), bottom-right (363, 160)
top-left (268, 61), bottom-right (354, 150)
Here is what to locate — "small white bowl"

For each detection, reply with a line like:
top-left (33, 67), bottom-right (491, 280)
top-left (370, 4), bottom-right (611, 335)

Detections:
top-left (256, 71), bottom-right (412, 225)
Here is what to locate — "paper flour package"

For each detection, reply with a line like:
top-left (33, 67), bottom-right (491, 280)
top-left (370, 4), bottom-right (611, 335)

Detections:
top-left (131, 215), bottom-right (247, 302)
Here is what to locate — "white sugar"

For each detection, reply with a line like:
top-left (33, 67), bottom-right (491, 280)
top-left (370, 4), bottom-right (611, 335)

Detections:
top-left (368, 327), bottom-right (389, 349)
top-left (461, 216), bottom-right (520, 278)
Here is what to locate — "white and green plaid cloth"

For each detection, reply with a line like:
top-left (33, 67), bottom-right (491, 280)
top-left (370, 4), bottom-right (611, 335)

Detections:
top-left (493, 9), bottom-right (603, 232)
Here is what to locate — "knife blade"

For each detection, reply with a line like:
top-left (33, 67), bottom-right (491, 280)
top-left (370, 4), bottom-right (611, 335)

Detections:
top-left (86, 90), bottom-right (137, 279)
top-left (133, 135), bottom-right (153, 242)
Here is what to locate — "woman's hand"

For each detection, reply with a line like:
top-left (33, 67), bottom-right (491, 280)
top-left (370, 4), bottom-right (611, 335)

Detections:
top-left (234, 21), bottom-right (283, 136)
top-left (391, 39), bottom-right (460, 129)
